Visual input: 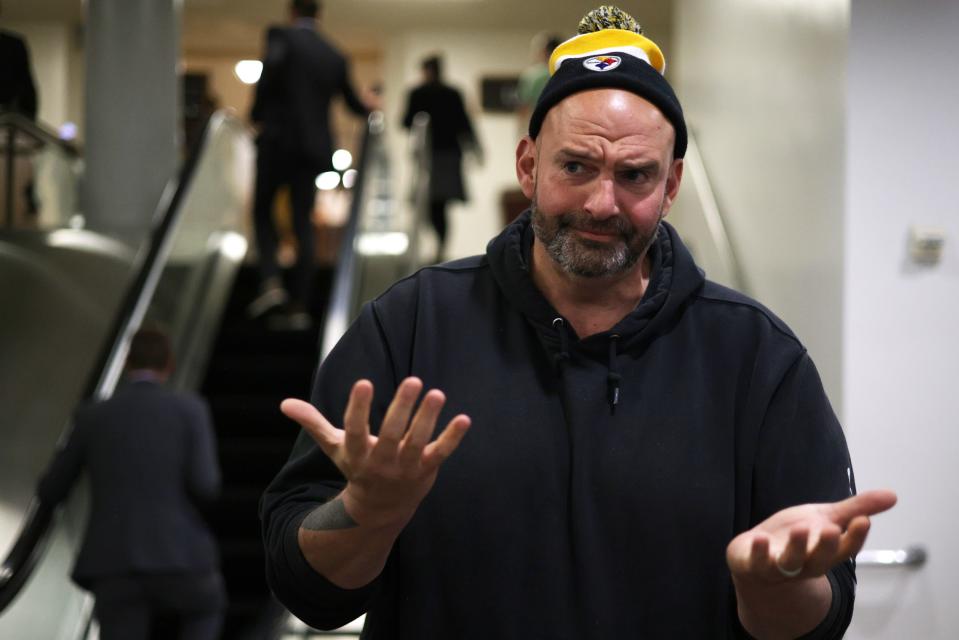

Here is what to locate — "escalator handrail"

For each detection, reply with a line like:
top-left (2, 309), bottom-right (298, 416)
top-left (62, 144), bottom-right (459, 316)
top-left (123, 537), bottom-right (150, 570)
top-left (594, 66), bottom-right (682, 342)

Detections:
top-left (319, 111), bottom-right (382, 360)
top-left (0, 110), bottom-right (79, 157)
top-left (683, 132), bottom-right (747, 292)
top-left (0, 110), bottom-right (228, 614)
top-left (0, 500), bottom-right (53, 612)
top-left (85, 111), bottom-right (228, 401)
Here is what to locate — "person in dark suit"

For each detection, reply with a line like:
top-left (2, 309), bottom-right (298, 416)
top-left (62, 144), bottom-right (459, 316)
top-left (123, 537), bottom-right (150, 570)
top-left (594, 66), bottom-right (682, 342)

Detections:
top-left (0, 4), bottom-right (38, 120)
top-left (38, 329), bottom-right (225, 640)
top-left (248, 0), bottom-right (372, 327)
top-left (402, 54), bottom-right (482, 263)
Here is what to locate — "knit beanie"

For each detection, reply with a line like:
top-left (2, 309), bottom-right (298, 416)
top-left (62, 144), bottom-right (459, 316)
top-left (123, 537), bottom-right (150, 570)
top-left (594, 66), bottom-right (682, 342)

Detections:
top-left (528, 6), bottom-right (687, 159)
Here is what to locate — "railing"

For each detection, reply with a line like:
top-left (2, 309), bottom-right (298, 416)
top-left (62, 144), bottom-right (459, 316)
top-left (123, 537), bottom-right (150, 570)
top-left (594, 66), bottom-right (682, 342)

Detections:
top-left (406, 111), bottom-right (431, 267)
top-left (669, 131), bottom-right (747, 293)
top-left (857, 545), bottom-right (928, 569)
top-left (320, 109), bottom-right (430, 361)
top-left (0, 501), bottom-right (53, 612)
top-left (0, 110), bottom-right (80, 230)
top-left (0, 110), bottom-right (252, 636)
top-left (320, 111), bottom-right (383, 360)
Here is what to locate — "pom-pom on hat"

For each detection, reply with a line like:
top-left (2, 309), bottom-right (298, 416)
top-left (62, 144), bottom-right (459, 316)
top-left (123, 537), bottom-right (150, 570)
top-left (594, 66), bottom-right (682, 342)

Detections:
top-left (528, 6), bottom-right (687, 159)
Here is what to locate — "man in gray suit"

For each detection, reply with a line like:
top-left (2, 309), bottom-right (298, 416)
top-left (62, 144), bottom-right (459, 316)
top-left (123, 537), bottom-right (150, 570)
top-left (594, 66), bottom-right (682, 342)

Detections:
top-left (38, 329), bottom-right (224, 640)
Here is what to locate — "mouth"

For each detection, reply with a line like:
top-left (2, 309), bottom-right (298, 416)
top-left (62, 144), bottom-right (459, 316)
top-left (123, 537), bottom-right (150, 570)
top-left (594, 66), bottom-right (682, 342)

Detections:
top-left (572, 227), bottom-right (622, 242)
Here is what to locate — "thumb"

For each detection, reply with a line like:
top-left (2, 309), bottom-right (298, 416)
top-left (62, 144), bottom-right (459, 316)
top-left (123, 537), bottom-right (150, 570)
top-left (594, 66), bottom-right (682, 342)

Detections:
top-left (280, 398), bottom-right (342, 454)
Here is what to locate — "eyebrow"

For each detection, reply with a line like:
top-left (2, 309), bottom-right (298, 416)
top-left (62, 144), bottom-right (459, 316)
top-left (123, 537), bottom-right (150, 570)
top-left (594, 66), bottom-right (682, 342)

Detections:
top-left (618, 160), bottom-right (661, 175)
top-left (555, 148), bottom-right (661, 174)
top-left (555, 148), bottom-right (595, 162)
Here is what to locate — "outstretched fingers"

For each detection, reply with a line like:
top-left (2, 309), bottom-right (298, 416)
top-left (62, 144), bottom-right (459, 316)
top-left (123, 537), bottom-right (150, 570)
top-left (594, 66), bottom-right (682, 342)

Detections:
top-left (803, 523), bottom-right (842, 574)
top-left (281, 398), bottom-right (342, 456)
top-left (398, 389), bottom-right (446, 466)
top-left (837, 515), bottom-right (872, 561)
top-left (422, 414), bottom-right (471, 471)
top-left (775, 525), bottom-right (810, 576)
top-left (343, 380), bottom-right (374, 459)
top-left (828, 489), bottom-right (897, 528)
top-left (747, 533), bottom-right (772, 575)
top-left (372, 378), bottom-right (424, 460)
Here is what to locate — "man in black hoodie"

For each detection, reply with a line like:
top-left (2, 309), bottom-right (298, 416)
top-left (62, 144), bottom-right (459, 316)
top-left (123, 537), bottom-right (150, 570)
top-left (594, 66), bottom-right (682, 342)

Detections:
top-left (262, 7), bottom-right (896, 638)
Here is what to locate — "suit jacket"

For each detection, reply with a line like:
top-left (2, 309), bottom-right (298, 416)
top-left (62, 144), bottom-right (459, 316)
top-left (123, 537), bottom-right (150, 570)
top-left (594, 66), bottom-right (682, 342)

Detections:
top-left (38, 380), bottom-right (221, 588)
top-left (0, 30), bottom-right (38, 119)
top-left (250, 20), bottom-right (367, 172)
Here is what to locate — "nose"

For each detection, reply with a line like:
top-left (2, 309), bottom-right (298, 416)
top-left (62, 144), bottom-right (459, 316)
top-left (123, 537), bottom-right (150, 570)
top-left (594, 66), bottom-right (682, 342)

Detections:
top-left (582, 177), bottom-right (619, 219)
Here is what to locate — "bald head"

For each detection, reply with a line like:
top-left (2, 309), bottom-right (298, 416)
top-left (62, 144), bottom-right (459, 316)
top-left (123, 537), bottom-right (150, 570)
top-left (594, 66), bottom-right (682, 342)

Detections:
top-left (539, 89), bottom-right (677, 163)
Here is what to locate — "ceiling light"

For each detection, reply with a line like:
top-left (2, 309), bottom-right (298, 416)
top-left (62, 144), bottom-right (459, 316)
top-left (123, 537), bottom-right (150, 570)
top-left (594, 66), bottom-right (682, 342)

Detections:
top-left (234, 60), bottom-right (263, 85)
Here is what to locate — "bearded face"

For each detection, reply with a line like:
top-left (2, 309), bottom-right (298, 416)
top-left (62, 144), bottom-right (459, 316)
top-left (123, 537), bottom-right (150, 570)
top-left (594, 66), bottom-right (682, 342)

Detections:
top-left (530, 199), bottom-right (663, 278)
top-left (516, 90), bottom-right (681, 280)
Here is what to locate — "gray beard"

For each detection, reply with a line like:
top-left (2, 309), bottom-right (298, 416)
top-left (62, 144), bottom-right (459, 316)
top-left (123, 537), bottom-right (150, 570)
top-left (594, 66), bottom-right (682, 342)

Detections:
top-left (530, 200), bottom-right (662, 278)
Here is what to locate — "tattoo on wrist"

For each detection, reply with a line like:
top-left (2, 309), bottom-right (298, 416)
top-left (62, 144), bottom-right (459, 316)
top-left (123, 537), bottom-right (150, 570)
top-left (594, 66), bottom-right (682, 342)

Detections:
top-left (301, 498), bottom-right (358, 531)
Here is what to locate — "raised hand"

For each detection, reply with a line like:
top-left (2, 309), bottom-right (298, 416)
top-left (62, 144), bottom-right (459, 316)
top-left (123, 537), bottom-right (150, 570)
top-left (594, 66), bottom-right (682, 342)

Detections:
top-left (281, 377), bottom-right (471, 529)
top-left (727, 489), bottom-right (897, 584)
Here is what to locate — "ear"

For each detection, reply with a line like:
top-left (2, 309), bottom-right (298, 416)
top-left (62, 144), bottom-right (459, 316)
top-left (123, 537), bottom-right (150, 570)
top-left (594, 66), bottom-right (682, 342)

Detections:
top-left (515, 136), bottom-right (537, 200)
top-left (660, 158), bottom-right (684, 216)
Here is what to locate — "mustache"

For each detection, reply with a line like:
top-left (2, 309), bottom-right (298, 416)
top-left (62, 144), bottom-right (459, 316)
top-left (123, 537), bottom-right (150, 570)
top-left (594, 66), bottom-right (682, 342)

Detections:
top-left (556, 212), bottom-right (634, 238)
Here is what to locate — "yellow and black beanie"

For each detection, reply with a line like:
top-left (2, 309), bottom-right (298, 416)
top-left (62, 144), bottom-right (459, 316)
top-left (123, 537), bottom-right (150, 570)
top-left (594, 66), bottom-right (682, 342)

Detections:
top-left (528, 6), bottom-right (687, 159)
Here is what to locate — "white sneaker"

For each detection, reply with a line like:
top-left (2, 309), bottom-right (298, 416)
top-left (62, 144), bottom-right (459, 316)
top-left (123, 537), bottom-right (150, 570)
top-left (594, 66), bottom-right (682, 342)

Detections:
top-left (268, 309), bottom-right (313, 331)
top-left (247, 283), bottom-right (289, 318)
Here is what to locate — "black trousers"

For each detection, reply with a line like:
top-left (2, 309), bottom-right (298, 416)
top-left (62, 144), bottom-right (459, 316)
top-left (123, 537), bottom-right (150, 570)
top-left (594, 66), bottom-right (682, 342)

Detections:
top-left (253, 140), bottom-right (319, 306)
top-left (91, 571), bottom-right (225, 640)
top-left (429, 200), bottom-right (449, 259)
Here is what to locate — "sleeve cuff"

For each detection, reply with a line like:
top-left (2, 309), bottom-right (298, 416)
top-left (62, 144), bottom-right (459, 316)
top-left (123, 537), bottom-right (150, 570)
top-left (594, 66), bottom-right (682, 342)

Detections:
top-left (282, 507), bottom-right (380, 599)
top-left (796, 568), bottom-right (847, 640)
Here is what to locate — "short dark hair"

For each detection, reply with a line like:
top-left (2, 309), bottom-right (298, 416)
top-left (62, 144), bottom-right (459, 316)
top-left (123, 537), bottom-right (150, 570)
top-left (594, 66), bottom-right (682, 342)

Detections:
top-left (545, 36), bottom-right (563, 55)
top-left (291, 0), bottom-right (319, 18)
top-left (422, 55), bottom-right (442, 79)
top-left (126, 328), bottom-right (173, 372)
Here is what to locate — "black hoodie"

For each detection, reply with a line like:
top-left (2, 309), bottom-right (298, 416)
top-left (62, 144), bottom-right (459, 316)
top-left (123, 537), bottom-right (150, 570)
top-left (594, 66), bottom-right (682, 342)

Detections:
top-left (261, 212), bottom-right (856, 639)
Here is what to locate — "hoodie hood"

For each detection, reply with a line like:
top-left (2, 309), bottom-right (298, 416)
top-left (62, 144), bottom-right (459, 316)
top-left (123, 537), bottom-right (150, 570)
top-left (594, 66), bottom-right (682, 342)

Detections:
top-left (487, 210), bottom-right (705, 359)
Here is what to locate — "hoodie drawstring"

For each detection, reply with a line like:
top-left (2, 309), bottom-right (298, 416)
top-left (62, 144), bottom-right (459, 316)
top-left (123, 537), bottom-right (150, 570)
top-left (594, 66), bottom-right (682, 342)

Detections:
top-left (607, 334), bottom-right (621, 415)
top-left (552, 317), bottom-right (570, 367)
top-left (554, 319), bottom-right (621, 416)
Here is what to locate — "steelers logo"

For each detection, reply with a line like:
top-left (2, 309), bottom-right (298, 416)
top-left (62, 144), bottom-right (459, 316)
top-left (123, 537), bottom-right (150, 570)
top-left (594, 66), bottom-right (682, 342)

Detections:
top-left (583, 55), bottom-right (622, 72)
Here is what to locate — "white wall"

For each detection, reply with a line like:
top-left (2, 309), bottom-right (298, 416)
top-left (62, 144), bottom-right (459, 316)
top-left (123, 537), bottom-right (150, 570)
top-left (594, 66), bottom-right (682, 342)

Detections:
top-left (671, 0), bottom-right (849, 404)
top-left (843, 0), bottom-right (959, 636)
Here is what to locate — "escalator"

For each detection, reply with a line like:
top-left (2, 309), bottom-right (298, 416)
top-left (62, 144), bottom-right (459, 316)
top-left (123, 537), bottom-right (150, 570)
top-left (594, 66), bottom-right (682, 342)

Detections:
top-left (201, 110), bottom-right (426, 639)
top-left (201, 264), bottom-right (333, 638)
top-left (0, 106), bottom-right (425, 639)
top-left (0, 110), bottom-right (253, 638)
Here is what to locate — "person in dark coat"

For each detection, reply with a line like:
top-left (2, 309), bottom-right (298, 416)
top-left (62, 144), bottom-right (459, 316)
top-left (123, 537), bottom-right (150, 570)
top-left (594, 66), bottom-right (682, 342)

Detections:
top-left (402, 54), bottom-right (482, 262)
top-left (38, 329), bottom-right (225, 640)
top-left (0, 5), bottom-right (38, 120)
top-left (248, 0), bottom-right (372, 326)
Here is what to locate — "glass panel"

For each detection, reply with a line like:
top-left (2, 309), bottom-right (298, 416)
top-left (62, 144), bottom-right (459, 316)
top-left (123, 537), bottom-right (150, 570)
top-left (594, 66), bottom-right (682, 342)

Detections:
top-left (352, 113), bottom-right (427, 317)
top-left (0, 112), bottom-right (253, 639)
top-left (0, 119), bottom-right (81, 232)
top-left (142, 113), bottom-right (254, 391)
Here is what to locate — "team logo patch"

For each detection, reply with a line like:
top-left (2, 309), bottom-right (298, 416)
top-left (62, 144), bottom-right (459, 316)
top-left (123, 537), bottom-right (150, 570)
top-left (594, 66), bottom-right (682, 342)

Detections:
top-left (583, 55), bottom-right (622, 72)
